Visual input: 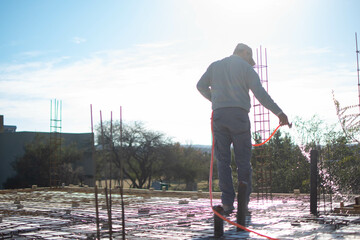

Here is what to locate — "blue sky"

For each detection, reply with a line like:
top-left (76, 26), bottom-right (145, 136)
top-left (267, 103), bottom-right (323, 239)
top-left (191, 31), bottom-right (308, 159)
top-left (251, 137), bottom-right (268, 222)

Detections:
top-left (1, 0), bottom-right (360, 144)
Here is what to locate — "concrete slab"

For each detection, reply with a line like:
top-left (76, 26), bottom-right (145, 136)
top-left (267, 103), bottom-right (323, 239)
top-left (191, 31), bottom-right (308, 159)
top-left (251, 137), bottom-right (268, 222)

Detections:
top-left (0, 190), bottom-right (359, 239)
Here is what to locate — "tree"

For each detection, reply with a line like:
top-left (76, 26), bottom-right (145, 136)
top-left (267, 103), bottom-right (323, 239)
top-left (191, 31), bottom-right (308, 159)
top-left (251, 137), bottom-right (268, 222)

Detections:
top-left (250, 128), bottom-right (310, 194)
top-left (160, 143), bottom-right (210, 190)
top-left (322, 133), bottom-right (360, 194)
top-left (121, 122), bottom-right (170, 188)
top-left (293, 115), bottom-right (360, 195)
top-left (96, 121), bottom-right (172, 189)
top-left (266, 130), bottom-right (309, 193)
top-left (95, 121), bottom-right (211, 190)
top-left (3, 135), bottom-right (84, 189)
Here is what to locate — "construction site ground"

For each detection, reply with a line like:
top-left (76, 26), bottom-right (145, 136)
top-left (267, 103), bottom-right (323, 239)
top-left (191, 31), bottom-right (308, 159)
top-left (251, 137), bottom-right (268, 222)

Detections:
top-left (0, 187), bottom-right (359, 239)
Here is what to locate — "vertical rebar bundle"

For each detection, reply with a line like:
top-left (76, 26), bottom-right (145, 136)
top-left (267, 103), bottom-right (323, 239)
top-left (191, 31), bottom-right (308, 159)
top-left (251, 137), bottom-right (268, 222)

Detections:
top-left (252, 47), bottom-right (272, 200)
top-left (332, 33), bottom-right (360, 143)
top-left (90, 105), bottom-right (125, 239)
top-left (49, 99), bottom-right (62, 188)
top-left (253, 46), bottom-right (270, 141)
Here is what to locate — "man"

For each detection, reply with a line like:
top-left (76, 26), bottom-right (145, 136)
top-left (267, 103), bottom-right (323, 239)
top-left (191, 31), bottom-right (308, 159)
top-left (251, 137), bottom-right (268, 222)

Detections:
top-left (197, 43), bottom-right (289, 215)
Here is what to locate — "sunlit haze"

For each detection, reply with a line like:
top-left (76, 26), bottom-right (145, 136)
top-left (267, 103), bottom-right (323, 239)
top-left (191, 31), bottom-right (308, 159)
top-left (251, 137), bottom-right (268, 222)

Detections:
top-left (1, 0), bottom-right (360, 144)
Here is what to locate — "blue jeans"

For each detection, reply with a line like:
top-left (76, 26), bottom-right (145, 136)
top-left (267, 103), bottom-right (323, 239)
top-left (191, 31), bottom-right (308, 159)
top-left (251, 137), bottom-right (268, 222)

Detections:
top-left (213, 107), bottom-right (252, 206)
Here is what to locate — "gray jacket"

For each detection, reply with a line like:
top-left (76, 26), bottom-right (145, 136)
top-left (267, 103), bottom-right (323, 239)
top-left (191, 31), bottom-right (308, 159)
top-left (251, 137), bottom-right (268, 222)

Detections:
top-left (197, 55), bottom-right (283, 116)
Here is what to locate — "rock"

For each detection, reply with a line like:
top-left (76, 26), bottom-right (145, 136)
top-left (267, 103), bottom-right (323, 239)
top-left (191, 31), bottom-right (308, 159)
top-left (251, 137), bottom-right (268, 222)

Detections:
top-left (291, 221), bottom-right (301, 227)
top-left (191, 196), bottom-right (198, 200)
top-left (138, 208), bottom-right (150, 214)
top-left (179, 200), bottom-right (189, 204)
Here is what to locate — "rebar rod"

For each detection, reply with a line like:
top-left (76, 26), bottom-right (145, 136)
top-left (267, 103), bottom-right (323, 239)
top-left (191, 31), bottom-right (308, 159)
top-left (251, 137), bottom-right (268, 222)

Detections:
top-left (90, 104), bottom-right (101, 239)
top-left (109, 112), bottom-right (113, 232)
top-left (100, 111), bottom-right (113, 239)
top-left (356, 33), bottom-right (360, 112)
top-left (119, 106), bottom-right (126, 240)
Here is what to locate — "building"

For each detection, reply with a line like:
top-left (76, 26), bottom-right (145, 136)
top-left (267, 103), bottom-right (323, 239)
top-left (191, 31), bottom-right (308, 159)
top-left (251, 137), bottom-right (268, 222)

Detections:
top-left (0, 115), bottom-right (94, 189)
top-left (0, 115), bottom-right (17, 133)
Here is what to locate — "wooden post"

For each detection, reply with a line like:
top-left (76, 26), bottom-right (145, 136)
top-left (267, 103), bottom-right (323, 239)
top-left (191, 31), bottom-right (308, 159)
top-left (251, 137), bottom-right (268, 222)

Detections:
top-left (213, 205), bottom-right (224, 237)
top-left (310, 150), bottom-right (318, 215)
top-left (237, 181), bottom-right (247, 231)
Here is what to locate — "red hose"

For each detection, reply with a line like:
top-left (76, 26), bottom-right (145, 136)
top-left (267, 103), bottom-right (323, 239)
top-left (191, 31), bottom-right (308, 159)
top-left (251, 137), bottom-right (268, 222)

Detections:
top-left (252, 124), bottom-right (281, 147)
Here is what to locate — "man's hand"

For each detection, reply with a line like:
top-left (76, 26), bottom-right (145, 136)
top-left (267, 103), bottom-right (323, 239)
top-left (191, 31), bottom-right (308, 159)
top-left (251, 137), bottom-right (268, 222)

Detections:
top-left (278, 113), bottom-right (290, 127)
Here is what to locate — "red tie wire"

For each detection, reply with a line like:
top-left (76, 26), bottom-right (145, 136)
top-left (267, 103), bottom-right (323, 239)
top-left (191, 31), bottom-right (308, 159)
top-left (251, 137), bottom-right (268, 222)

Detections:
top-left (209, 111), bottom-right (280, 240)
